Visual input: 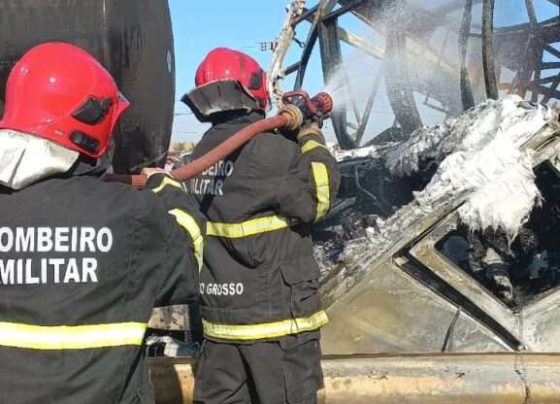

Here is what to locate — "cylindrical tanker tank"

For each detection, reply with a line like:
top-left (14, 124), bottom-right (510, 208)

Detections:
top-left (0, 0), bottom-right (175, 174)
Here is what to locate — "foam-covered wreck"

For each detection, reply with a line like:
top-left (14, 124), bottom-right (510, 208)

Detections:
top-left (316, 96), bottom-right (560, 355)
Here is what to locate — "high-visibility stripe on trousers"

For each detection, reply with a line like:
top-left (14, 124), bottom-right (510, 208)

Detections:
top-left (202, 310), bottom-right (329, 341)
top-left (0, 322), bottom-right (147, 350)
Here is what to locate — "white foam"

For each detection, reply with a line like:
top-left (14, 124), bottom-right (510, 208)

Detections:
top-left (335, 145), bottom-right (379, 161)
top-left (386, 96), bottom-right (555, 241)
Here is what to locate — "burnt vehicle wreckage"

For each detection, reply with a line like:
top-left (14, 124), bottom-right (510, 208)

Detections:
top-left (280, 0), bottom-right (560, 309)
top-left (151, 1), bottom-right (560, 402)
top-left (2, 0), bottom-right (560, 402)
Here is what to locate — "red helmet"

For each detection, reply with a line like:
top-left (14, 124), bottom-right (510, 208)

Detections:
top-left (0, 42), bottom-right (130, 158)
top-left (195, 47), bottom-right (269, 111)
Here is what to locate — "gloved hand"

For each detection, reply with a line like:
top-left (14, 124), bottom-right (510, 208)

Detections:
top-left (296, 121), bottom-right (325, 144)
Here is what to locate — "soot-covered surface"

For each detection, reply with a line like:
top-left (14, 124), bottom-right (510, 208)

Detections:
top-left (313, 98), bottom-right (559, 308)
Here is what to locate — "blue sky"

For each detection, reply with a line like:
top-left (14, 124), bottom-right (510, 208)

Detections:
top-left (168, 0), bottom-right (559, 144)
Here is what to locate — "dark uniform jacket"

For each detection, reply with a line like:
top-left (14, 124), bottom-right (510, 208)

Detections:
top-left (189, 112), bottom-right (340, 342)
top-left (0, 168), bottom-right (203, 404)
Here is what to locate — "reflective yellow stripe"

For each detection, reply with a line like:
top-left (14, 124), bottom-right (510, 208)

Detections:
top-left (203, 310), bottom-right (329, 341)
top-left (301, 140), bottom-right (328, 154)
top-left (207, 215), bottom-right (292, 239)
top-left (169, 209), bottom-right (204, 273)
top-left (151, 176), bottom-right (183, 194)
top-left (206, 163), bottom-right (330, 239)
top-left (0, 322), bottom-right (146, 350)
top-left (311, 162), bottom-right (330, 220)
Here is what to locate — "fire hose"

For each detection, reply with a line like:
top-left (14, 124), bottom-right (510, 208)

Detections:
top-left (104, 91), bottom-right (333, 188)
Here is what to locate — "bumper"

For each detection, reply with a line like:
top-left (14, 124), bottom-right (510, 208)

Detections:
top-left (150, 352), bottom-right (560, 403)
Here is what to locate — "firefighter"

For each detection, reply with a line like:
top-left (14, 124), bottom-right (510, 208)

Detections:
top-left (182, 48), bottom-right (341, 404)
top-left (0, 42), bottom-right (204, 403)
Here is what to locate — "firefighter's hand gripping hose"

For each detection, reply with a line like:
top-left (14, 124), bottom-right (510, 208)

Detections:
top-left (104, 91), bottom-right (332, 188)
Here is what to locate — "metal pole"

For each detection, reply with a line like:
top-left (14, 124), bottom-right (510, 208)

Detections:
top-left (459, 0), bottom-right (475, 110)
top-left (482, 0), bottom-right (499, 99)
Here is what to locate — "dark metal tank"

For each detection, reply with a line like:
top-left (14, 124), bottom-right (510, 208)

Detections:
top-left (0, 0), bottom-right (175, 174)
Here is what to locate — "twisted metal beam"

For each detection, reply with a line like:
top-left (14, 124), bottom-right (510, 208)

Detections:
top-left (269, 0), bottom-right (308, 108)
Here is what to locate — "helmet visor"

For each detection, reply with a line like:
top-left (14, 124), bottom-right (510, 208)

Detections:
top-left (72, 96), bottom-right (114, 125)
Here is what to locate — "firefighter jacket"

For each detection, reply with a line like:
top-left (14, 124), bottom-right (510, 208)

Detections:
top-left (189, 111), bottom-right (340, 342)
top-left (0, 167), bottom-right (204, 404)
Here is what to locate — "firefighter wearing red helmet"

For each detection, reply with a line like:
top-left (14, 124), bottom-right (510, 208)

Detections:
top-left (184, 47), bottom-right (340, 404)
top-left (0, 42), bottom-right (204, 403)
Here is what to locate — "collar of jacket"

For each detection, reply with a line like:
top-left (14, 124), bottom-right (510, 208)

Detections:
top-left (0, 129), bottom-right (111, 191)
top-left (0, 129), bottom-right (80, 190)
top-left (70, 157), bottom-right (108, 178)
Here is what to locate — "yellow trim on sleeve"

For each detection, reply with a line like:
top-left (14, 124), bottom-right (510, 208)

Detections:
top-left (301, 140), bottom-right (329, 154)
top-left (169, 209), bottom-right (204, 273)
top-left (151, 176), bottom-right (183, 194)
top-left (311, 162), bottom-right (330, 220)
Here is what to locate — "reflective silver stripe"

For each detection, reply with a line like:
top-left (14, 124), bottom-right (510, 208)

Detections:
top-left (169, 209), bottom-right (204, 272)
top-left (0, 322), bottom-right (146, 350)
top-left (203, 310), bottom-right (329, 340)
